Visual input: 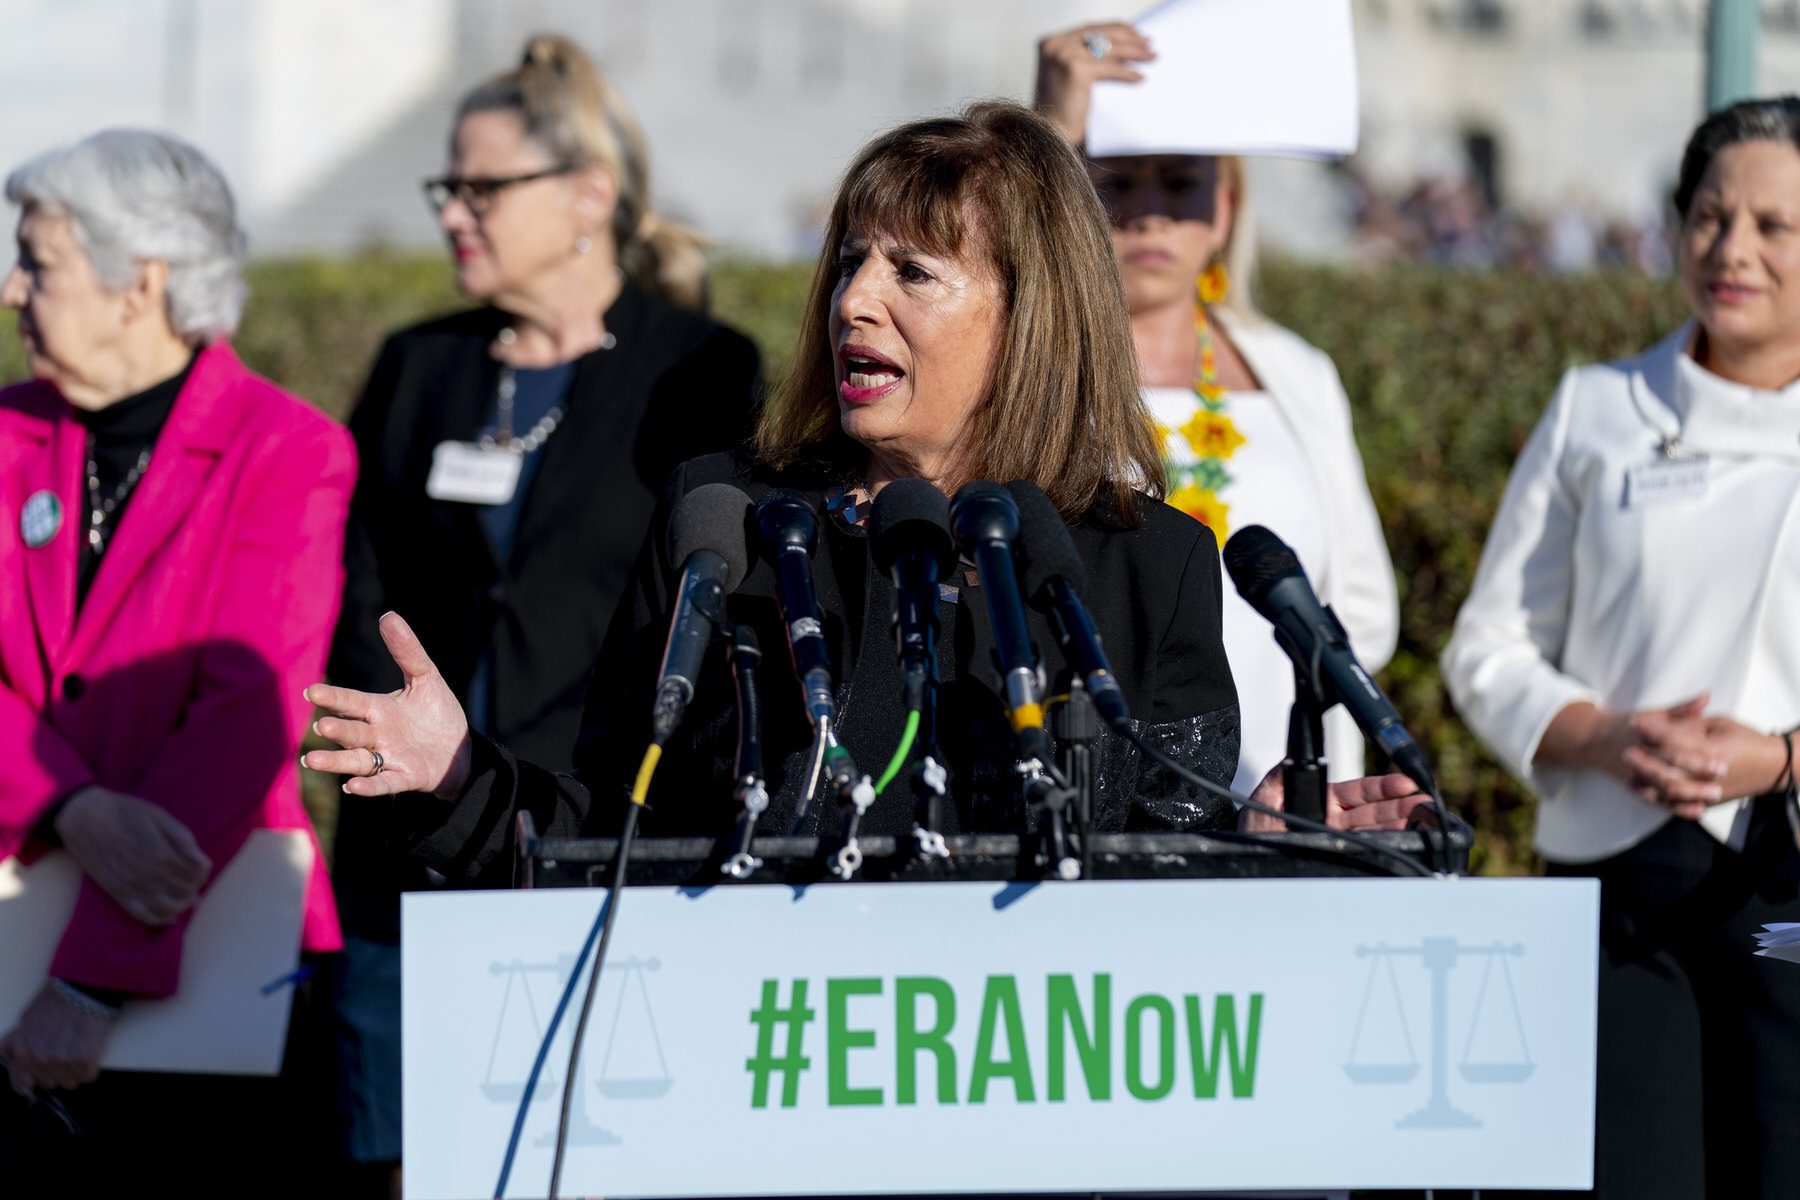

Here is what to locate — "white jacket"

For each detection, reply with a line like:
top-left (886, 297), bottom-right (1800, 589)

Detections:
top-left (1218, 310), bottom-right (1400, 780)
top-left (1442, 323), bottom-right (1800, 862)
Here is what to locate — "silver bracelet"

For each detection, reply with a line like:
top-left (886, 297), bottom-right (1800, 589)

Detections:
top-left (50, 978), bottom-right (122, 1021)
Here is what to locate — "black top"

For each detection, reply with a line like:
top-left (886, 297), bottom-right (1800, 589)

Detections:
top-left (329, 283), bottom-right (761, 937)
top-left (467, 359), bottom-right (578, 735)
top-left (72, 354), bottom-right (193, 603)
top-left (408, 451), bottom-right (1240, 887)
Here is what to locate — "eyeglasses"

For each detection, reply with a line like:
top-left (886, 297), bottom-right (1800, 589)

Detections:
top-left (421, 167), bottom-right (571, 216)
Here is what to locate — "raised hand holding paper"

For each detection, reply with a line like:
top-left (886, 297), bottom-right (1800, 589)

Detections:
top-left (1085, 0), bottom-right (1359, 159)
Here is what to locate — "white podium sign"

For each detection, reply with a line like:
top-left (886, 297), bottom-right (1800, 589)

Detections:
top-left (403, 878), bottom-right (1597, 1198)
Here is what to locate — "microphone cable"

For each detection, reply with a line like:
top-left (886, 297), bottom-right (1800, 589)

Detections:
top-left (874, 710), bottom-right (922, 795)
top-left (547, 798), bottom-right (642, 1200)
top-left (788, 716), bottom-right (830, 835)
top-left (492, 740), bottom-right (659, 1200)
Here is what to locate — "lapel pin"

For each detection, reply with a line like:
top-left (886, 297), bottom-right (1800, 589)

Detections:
top-left (20, 490), bottom-right (63, 550)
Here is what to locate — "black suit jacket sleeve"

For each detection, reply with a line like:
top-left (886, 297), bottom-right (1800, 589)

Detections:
top-left (406, 462), bottom-right (690, 884)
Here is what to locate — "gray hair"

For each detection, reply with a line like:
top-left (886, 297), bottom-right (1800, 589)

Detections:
top-left (5, 129), bottom-right (247, 343)
top-left (1674, 96), bottom-right (1800, 220)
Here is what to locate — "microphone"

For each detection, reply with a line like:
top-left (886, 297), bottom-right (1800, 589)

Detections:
top-left (754, 491), bottom-right (835, 725)
top-left (653, 483), bottom-right (753, 744)
top-left (1222, 525), bottom-right (1436, 797)
top-left (949, 481), bottom-right (1048, 755)
top-left (1005, 480), bottom-right (1130, 730)
top-left (869, 479), bottom-right (956, 711)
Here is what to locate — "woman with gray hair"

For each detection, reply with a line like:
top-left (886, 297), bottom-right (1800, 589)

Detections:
top-left (1444, 96), bottom-right (1800, 1198)
top-left (0, 128), bottom-right (350, 1194)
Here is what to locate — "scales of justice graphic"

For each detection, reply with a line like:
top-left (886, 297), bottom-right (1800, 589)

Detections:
top-left (481, 953), bottom-right (672, 1146)
top-left (1344, 936), bottom-right (1534, 1129)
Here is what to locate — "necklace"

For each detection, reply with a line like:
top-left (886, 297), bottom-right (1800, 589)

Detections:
top-left (479, 364), bottom-right (565, 453)
top-left (1158, 294), bottom-right (1246, 541)
top-left (85, 436), bottom-right (152, 557)
top-left (476, 325), bottom-right (611, 454)
top-left (823, 479), bottom-right (873, 527)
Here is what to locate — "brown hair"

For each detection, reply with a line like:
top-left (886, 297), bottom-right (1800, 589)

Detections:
top-left (459, 34), bottom-right (707, 308)
top-left (755, 100), bottom-right (1161, 524)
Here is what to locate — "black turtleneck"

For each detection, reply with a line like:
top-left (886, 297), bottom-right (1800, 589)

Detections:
top-left (72, 353), bottom-right (194, 605)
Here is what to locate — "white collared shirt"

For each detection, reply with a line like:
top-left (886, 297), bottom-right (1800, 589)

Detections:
top-left (1443, 323), bottom-right (1800, 862)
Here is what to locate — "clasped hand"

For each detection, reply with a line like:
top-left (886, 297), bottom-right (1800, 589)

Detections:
top-left (1610, 694), bottom-right (1787, 820)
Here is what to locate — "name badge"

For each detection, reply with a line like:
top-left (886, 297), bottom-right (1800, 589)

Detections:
top-left (1624, 455), bottom-right (1709, 509)
top-left (425, 441), bottom-right (522, 505)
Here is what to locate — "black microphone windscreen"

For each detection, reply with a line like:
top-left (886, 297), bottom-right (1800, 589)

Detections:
top-left (1222, 524), bottom-right (1304, 613)
top-left (869, 479), bottom-right (955, 577)
top-left (949, 480), bottom-right (1018, 549)
top-left (755, 490), bottom-right (819, 552)
top-left (1005, 480), bottom-right (1086, 598)
top-left (668, 482), bottom-right (754, 591)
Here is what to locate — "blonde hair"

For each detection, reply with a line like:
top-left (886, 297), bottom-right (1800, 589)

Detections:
top-left (755, 101), bottom-right (1161, 525)
top-left (459, 34), bottom-right (706, 309)
top-left (1215, 155), bottom-right (1261, 322)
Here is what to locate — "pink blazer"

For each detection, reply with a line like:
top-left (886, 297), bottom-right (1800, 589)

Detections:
top-left (0, 343), bottom-right (351, 997)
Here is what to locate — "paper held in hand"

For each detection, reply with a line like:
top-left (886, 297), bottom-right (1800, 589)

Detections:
top-left (1085, 0), bottom-right (1360, 160)
top-left (0, 829), bottom-right (313, 1075)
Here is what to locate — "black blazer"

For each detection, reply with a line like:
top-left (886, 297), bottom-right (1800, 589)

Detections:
top-left (329, 285), bottom-right (760, 935)
top-left (410, 451), bottom-right (1240, 886)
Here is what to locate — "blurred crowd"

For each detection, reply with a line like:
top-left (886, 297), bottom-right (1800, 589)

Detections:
top-left (1343, 165), bottom-right (1676, 273)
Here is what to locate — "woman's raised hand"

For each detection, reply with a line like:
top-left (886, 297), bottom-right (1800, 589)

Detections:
top-left (303, 613), bottom-right (473, 800)
top-left (1033, 22), bottom-right (1156, 144)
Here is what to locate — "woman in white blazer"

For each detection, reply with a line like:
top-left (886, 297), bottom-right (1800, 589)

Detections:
top-left (1443, 98), bottom-right (1800, 1198)
top-left (1036, 21), bottom-right (1399, 795)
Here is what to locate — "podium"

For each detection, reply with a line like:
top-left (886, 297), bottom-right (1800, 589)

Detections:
top-left (400, 826), bottom-right (1596, 1199)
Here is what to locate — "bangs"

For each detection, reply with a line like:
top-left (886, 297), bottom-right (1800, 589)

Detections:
top-left (836, 132), bottom-right (981, 260)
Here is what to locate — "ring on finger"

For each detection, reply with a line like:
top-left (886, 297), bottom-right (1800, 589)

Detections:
top-left (367, 750), bottom-right (385, 777)
top-left (1083, 30), bottom-right (1111, 60)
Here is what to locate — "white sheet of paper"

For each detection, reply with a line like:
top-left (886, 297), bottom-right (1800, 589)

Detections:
top-left (1086, 0), bottom-right (1359, 160)
top-left (0, 829), bottom-right (312, 1074)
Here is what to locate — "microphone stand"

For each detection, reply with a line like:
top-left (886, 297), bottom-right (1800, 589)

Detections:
top-left (909, 658), bottom-right (950, 859)
top-left (826, 738), bottom-right (875, 878)
top-left (1016, 720), bottom-right (1080, 881)
top-left (1050, 675), bottom-right (1098, 879)
top-left (1282, 659), bottom-right (1329, 824)
top-left (722, 626), bottom-right (769, 879)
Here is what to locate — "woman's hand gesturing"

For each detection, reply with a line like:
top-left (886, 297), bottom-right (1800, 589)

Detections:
top-left (302, 613), bottom-right (473, 800)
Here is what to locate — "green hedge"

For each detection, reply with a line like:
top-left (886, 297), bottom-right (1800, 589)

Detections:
top-left (0, 255), bottom-right (1692, 873)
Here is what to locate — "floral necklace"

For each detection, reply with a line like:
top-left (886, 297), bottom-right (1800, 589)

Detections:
top-left (1161, 264), bottom-right (1245, 541)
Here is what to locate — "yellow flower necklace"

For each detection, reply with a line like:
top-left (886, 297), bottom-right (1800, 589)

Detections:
top-left (1162, 263), bottom-right (1245, 540)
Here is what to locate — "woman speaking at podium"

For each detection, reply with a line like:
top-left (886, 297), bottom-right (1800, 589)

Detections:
top-left (303, 103), bottom-right (1429, 876)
